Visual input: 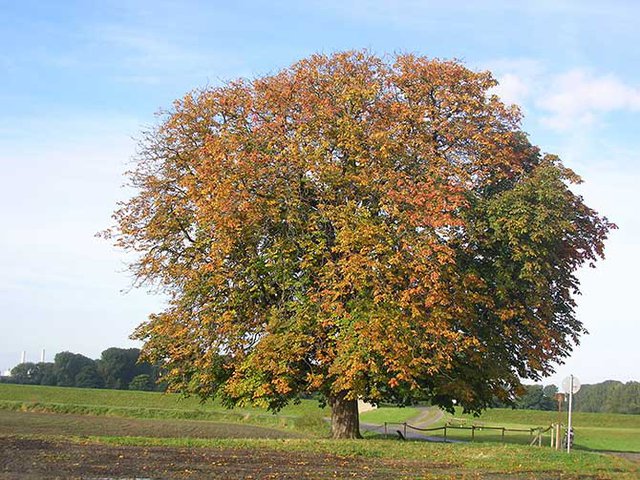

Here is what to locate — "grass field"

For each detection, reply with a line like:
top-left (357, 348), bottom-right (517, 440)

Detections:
top-left (1, 384), bottom-right (638, 478)
top-left (0, 383), bottom-right (327, 416)
top-left (429, 408), bottom-right (640, 453)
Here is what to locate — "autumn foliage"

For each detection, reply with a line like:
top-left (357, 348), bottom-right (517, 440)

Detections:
top-left (105, 51), bottom-right (614, 438)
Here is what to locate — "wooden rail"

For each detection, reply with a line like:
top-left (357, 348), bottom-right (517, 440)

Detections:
top-left (383, 421), bottom-right (554, 446)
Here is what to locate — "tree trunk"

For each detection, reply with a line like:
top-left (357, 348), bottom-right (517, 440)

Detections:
top-left (329, 392), bottom-right (362, 439)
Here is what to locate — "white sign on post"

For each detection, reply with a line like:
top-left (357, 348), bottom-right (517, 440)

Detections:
top-left (562, 376), bottom-right (581, 395)
top-left (562, 375), bottom-right (580, 453)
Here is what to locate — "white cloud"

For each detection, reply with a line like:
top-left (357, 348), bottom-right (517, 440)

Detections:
top-left (486, 61), bottom-right (640, 132)
top-left (492, 72), bottom-right (534, 109)
top-left (484, 63), bottom-right (640, 384)
top-left (490, 73), bottom-right (531, 107)
top-left (537, 70), bottom-right (640, 130)
top-left (482, 58), bottom-right (544, 113)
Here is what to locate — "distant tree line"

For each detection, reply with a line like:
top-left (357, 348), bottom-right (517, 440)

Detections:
top-left (502, 381), bottom-right (640, 414)
top-left (1, 348), bottom-right (164, 392)
top-left (572, 380), bottom-right (640, 414)
top-left (511, 384), bottom-right (560, 411)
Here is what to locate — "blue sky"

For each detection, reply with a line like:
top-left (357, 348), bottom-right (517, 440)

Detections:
top-left (1, 0), bottom-right (638, 387)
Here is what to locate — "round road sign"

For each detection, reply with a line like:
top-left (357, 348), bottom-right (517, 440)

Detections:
top-left (562, 375), bottom-right (581, 394)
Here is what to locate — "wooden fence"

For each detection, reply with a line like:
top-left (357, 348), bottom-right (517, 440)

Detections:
top-left (383, 421), bottom-right (555, 446)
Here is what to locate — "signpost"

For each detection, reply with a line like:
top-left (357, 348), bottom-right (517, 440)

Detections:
top-left (562, 375), bottom-right (581, 453)
top-left (554, 392), bottom-right (564, 450)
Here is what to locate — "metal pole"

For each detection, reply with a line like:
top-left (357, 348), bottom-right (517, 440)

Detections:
top-left (567, 375), bottom-right (574, 454)
top-left (556, 392), bottom-right (563, 447)
top-left (557, 395), bottom-right (562, 450)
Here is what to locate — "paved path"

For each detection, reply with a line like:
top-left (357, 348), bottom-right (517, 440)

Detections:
top-left (408, 406), bottom-right (444, 429)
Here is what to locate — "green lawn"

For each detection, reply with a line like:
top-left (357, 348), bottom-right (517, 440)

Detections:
top-left (359, 404), bottom-right (640, 453)
top-left (425, 408), bottom-right (640, 452)
top-left (452, 408), bottom-right (640, 429)
top-left (0, 383), bottom-right (322, 414)
top-left (363, 408), bottom-right (640, 452)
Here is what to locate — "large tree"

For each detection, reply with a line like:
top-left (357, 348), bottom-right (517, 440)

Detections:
top-left (105, 51), bottom-right (613, 438)
top-left (53, 352), bottom-right (96, 388)
top-left (97, 347), bottom-right (151, 389)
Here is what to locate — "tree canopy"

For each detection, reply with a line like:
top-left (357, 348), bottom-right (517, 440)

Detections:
top-left (53, 352), bottom-right (95, 388)
top-left (98, 347), bottom-right (152, 389)
top-left (105, 51), bottom-right (614, 438)
top-left (574, 381), bottom-right (640, 414)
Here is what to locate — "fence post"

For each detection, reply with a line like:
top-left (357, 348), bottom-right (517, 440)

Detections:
top-left (538, 428), bottom-right (542, 447)
top-left (471, 425), bottom-right (475, 441)
top-left (501, 428), bottom-right (505, 443)
top-left (550, 424), bottom-right (554, 447)
top-left (384, 422), bottom-right (387, 437)
top-left (403, 422), bottom-right (407, 439)
top-left (444, 426), bottom-right (447, 442)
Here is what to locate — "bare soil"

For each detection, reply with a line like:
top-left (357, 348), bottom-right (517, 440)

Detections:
top-left (0, 436), bottom-right (454, 479)
top-left (0, 410), bottom-right (631, 479)
top-left (1, 436), bottom-right (618, 480)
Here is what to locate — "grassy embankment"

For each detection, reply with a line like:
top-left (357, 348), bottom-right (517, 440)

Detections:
top-left (0, 383), bottom-right (329, 434)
